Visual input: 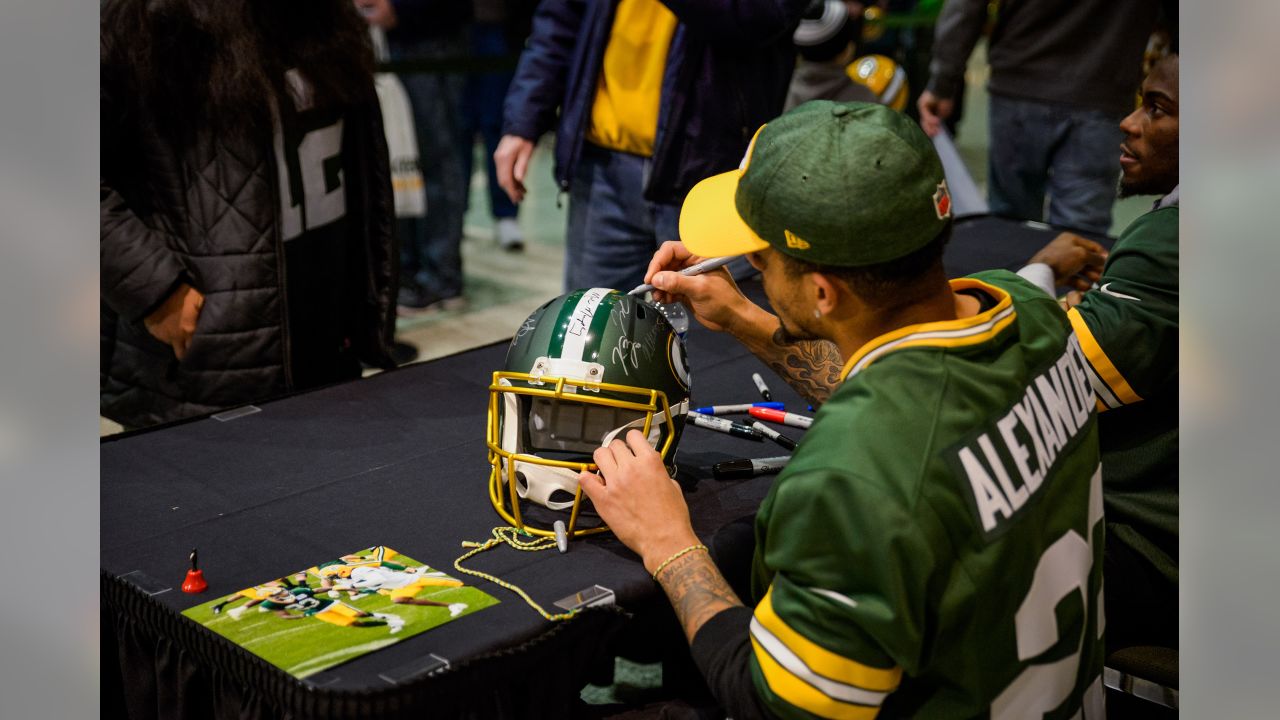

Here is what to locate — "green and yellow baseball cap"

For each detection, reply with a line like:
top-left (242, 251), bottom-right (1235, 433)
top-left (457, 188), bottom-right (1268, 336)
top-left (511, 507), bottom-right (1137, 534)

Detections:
top-left (679, 100), bottom-right (952, 267)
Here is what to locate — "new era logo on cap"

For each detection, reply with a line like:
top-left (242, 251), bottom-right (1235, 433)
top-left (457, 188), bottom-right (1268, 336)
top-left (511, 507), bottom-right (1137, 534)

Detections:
top-left (678, 102), bottom-right (950, 266)
top-left (784, 229), bottom-right (811, 250)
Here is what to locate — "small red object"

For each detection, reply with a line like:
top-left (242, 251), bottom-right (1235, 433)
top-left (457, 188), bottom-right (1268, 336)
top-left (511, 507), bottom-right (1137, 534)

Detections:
top-left (182, 548), bottom-right (207, 593)
top-left (182, 569), bottom-right (208, 593)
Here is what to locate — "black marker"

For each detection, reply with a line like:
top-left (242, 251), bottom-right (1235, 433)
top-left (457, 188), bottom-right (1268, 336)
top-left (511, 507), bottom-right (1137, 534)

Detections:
top-left (751, 372), bottom-right (773, 401)
top-left (713, 456), bottom-right (791, 480)
top-left (688, 411), bottom-right (764, 441)
top-left (751, 421), bottom-right (798, 451)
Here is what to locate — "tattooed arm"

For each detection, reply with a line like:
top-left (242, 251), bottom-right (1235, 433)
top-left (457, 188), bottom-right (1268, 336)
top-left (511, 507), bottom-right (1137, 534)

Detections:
top-left (656, 548), bottom-right (744, 641)
top-left (577, 429), bottom-right (747, 642)
top-left (723, 301), bottom-right (844, 407)
top-left (748, 326), bottom-right (844, 407)
top-left (580, 429), bottom-right (776, 719)
top-left (642, 242), bottom-right (844, 406)
top-left (658, 548), bottom-right (778, 720)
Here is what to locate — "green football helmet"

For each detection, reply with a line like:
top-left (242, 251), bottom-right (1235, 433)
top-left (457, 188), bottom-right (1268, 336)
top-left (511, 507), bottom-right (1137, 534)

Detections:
top-left (487, 288), bottom-right (691, 539)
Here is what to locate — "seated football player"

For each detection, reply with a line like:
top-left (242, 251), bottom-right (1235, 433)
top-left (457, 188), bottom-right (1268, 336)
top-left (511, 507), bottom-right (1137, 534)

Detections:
top-left (583, 102), bottom-right (1107, 718)
top-left (1017, 53), bottom-right (1180, 651)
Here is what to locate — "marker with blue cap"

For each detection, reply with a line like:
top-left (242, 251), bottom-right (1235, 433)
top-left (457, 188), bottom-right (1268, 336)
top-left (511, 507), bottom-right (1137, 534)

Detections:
top-left (694, 401), bottom-right (784, 415)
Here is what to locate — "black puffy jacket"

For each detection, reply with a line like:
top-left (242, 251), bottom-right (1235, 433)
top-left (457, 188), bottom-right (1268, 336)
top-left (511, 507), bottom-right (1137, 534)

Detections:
top-left (100, 66), bottom-right (397, 429)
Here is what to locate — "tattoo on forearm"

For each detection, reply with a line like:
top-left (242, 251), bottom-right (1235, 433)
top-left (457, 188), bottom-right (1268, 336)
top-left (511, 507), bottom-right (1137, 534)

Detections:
top-left (658, 552), bottom-right (744, 644)
top-left (765, 328), bottom-right (843, 406)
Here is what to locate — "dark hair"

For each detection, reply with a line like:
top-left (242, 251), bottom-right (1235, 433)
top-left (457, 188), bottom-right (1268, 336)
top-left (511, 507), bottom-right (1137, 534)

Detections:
top-left (101, 0), bottom-right (374, 144)
top-left (778, 222), bottom-right (952, 309)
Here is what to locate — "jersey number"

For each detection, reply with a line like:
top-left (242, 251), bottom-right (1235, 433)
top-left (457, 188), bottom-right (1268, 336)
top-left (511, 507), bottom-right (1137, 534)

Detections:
top-left (277, 120), bottom-right (346, 242)
top-left (288, 596), bottom-right (321, 612)
top-left (992, 467), bottom-right (1105, 719)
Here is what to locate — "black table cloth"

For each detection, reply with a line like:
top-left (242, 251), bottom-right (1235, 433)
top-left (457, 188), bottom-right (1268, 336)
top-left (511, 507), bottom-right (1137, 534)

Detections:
top-left (102, 215), bottom-right (1108, 719)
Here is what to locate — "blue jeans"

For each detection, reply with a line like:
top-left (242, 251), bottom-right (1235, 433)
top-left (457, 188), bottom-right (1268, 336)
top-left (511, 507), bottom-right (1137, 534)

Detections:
top-left (391, 33), bottom-right (469, 297)
top-left (987, 93), bottom-right (1123, 235)
top-left (565, 144), bottom-right (681, 292)
top-left (461, 22), bottom-right (519, 221)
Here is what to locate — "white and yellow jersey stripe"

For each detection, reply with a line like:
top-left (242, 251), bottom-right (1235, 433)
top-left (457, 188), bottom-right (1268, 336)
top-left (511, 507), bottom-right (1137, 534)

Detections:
top-left (842, 278), bottom-right (1018, 382)
top-left (750, 587), bottom-right (902, 719)
top-left (1067, 307), bottom-right (1143, 412)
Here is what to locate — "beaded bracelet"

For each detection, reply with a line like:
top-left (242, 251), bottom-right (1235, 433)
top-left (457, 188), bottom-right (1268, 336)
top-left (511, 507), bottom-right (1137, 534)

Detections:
top-left (652, 544), bottom-right (710, 582)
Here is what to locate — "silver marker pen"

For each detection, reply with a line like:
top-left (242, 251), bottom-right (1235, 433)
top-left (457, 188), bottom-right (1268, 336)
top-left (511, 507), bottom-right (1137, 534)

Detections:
top-left (628, 255), bottom-right (738, 296)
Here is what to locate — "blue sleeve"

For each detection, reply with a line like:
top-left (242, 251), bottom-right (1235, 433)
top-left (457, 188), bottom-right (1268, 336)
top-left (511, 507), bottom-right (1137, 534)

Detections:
top-left (501, 0), bottom-right (587, 140)
top-left (659, 0), bottom-right (809, 45)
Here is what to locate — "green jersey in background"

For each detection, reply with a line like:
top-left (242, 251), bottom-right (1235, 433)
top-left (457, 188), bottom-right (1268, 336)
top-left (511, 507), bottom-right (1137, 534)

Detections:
top-left (1068, 203), bottom-right (1179, 589)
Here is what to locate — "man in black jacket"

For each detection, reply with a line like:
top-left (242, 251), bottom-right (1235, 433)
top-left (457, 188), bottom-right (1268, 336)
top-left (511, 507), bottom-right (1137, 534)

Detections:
top-left (100, 0), bottom-right (398, 429)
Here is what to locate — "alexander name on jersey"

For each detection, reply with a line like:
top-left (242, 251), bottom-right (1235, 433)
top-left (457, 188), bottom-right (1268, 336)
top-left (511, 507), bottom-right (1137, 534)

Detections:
top-left (949, 333), bottom-right (1098, 538)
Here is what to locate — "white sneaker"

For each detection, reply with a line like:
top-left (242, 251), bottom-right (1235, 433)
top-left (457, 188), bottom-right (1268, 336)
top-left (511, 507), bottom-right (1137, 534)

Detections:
top-left (496, 218), bottom-right (524, 252)
top-left (227, 606), bottom-right (246, 620)
top-left (448, 603), bottom-right (467, 618)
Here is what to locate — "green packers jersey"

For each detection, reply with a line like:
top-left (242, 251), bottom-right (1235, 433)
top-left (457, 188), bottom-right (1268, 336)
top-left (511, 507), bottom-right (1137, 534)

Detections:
top-left (749, 271), bottom-right (1105, 719)
top-left (262, 587), bottom-right (337, 616)
top-left (1067, 205), bottom-right (1178, 585)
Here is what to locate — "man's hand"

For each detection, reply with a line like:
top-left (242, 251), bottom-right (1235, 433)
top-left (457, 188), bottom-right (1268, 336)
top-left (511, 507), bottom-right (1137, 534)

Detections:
top-left (354, 0), bottom-right (397, 29)
top-left (916, 90), bottom-right (954, 138)
top-left (583, 431), bottom-right (745, 646)
top-left (1061, 290), bottom-right (1085, 310)
top-left (579, 430), bottom-right (700, 575)
top-left (144, 283), bottom-right (204, 360)
top-left (644, 241), bottom-right (755, 334)
top-left (494, 135), bottom-right (535, 204)
top-left (1029, 232), bottom-right (1109, 292)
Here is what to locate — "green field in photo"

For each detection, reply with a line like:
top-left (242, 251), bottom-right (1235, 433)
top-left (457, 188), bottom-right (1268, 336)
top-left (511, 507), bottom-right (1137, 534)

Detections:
top-left (181, 548), bottom-right (499, 678)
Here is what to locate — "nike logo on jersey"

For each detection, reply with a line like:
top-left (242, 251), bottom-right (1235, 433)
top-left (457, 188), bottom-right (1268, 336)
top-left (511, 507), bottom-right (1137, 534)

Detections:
top-left (949, 336), bottom-right (1097, 537)
top-left (1099, 283), bottom-right (1141, 301)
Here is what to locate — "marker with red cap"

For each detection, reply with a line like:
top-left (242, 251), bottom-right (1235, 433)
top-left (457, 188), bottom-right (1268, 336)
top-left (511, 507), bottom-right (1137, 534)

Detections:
top-left (748, 406), bottom-right (813, 429)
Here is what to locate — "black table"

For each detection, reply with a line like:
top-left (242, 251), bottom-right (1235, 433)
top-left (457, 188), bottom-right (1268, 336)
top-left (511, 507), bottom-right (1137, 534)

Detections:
top-left (102, 216), bottom-right (1104, 719)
